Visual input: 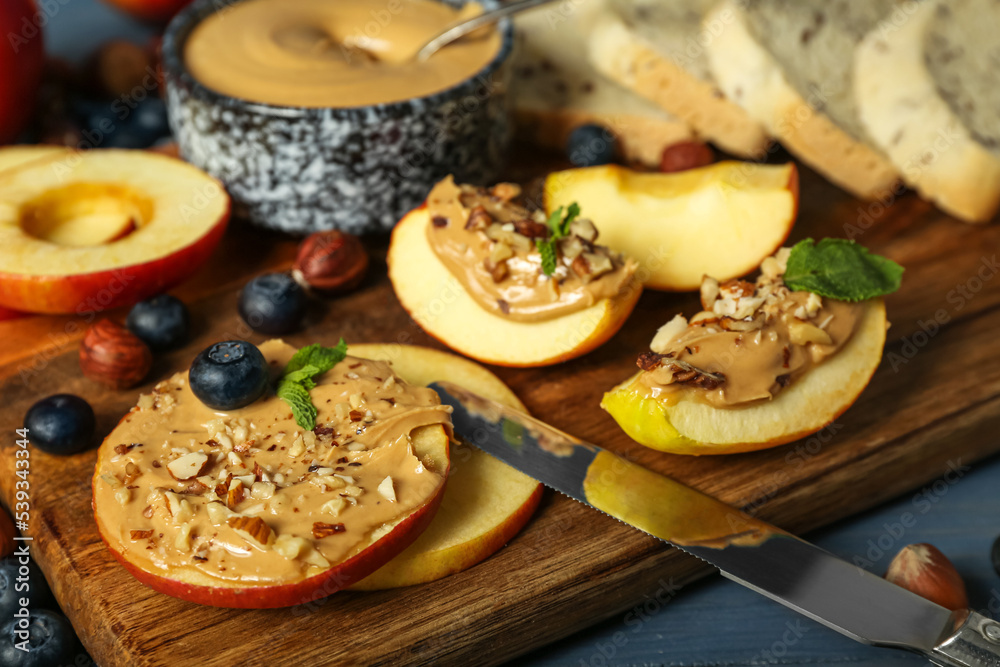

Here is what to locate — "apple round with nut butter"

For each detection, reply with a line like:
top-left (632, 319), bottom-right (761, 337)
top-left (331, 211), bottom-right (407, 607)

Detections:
top-left (92, 340), bottom-right (454, 608)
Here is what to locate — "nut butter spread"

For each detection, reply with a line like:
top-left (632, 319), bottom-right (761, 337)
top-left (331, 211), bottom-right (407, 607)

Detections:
top-left (634, 249), bottom-right (863, 408)
top-left (183, 0), bottom-right (501, 108)
top-left (93, 340), bottom-right (452, 586)
top-left (425, 176), bottom-right (638, 322)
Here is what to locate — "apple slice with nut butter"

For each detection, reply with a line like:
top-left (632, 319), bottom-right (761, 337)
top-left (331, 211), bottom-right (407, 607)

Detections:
top-left (93, 340), bottom-right (453, 608)
top-left (602, 239), bottom-right (902, 455)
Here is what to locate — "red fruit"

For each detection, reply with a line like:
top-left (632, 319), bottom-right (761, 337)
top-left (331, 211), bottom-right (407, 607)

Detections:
top-left (0, 0), bottom-right (46, 144)
top-left (659, 141), bottom-right (715, 174)
top-left (885, 543), bottom-right (969, 611)
top-left (99, 0), bottom-right (194, 24)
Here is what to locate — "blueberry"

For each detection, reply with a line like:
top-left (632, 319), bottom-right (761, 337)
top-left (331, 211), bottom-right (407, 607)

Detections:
top-left (126, 294), bottom-right (190, 351)
top-left (0, 558), bottom-right (55, 620)
top-left (131, 97), bottom-right (171, 142)
top-left (23, 395), bottom-right (95, 456)
top-left (238, 273), bottom-right (307, 335)
top-left (71, 98), bottom-right (131, 149)
top-left (567, 124), bottom-right (618, 167)
top-left (189, 341), bottom-right (269, 411)
top-left (0, 609), bottom-right (82, 667)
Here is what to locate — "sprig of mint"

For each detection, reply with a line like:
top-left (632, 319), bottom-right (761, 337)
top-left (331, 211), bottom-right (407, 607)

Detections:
top-left (536, 202), bottom-right (581, 276)
top-left (275, 339), bottom-right (348, 430)
top-left (783, 238), bottom-right (903, 301)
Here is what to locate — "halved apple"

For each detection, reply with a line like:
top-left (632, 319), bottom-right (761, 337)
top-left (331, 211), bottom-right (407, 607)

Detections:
top-left (544, 162), bottom-right (798, 291)
top-left (388, 207), bottom-right (642, 367)
top-left (348, 343), bottom-right (542, 590)
top-left (601, 299), bottom-right (886, 455)
top-left (93, 343), bottom-right (453, 608)
top-left (0, 148), bottom-right (229, 314)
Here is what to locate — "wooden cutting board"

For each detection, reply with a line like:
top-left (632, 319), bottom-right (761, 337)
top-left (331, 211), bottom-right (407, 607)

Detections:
top-left (2, 159), bottom-right (1000, 667)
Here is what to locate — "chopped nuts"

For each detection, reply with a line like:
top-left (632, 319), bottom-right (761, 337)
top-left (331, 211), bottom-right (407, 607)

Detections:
top-left (489, 241), bottom-right (514, 264)
top-left (130, 529), bottom-right (153, 540)
top-left (465, 205), bottom-right (493, 231)
top-left (650, 315), bottom-right (688, 354)
top-left (227, 516), bottom-right (273, 549)
top-left (163, 491), bottom-right (194, 523)
top-left (167, 451), bottom-right (210, 481)
top-left (250, 481), bottom-right (276, 500)
top-left (320, 497), bottom-right (346, 517)
top-left (377, 476), bottom-right (396, 503)
top-left (788, 320), bottom-right (833, 346)
top-left (312, 522), bottom-right (346, 539)
top-left (226, 479), bottom-right (246, 509)
top-left (568, 218), bottom-right (598, 243)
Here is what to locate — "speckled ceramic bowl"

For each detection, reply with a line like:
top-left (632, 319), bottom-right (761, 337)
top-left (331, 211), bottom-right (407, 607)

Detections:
top-left (161, 0), bottom-right (513, 235)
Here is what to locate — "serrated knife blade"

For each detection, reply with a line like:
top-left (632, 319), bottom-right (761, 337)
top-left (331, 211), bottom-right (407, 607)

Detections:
top-left (430, 382), bottom-right (1000, 667)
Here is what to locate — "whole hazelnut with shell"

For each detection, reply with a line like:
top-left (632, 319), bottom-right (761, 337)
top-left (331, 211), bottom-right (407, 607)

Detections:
top-left (292, 230), bottom-right (369, 295)
top-left (79, 319), bottom-right (152, 389)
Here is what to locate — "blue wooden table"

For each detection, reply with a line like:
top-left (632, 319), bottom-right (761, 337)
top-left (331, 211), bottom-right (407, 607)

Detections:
top-left (47, 4), bottom-right (1000, 665)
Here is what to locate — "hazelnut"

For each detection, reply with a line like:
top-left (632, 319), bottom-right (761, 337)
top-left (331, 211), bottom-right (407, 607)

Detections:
top-left (292, 230), bottom-right (368, 295)
top-left (885, 543), bottom-right (968, 611)
top-left (659, 141), bottom-right (714, 174)
top-left (79, 319), bottom-right (152, 389)
top-left (89, 40), bottom-right (153, 98)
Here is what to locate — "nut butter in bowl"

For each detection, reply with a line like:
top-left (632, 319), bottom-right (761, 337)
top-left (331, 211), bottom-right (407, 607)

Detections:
top-left (162, 0), bottom-right (513, 234)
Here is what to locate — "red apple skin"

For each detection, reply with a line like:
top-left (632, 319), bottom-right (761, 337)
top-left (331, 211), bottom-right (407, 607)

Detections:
top-left (0, 505), bottom-right (15, 559)
top-left (99, 0), bottom-right (193, 24)
top-left (0, 0), bottom-right (45, 144)
top-left (0, 304), bottom-right (26, 321)
top-left (96, 484), bottom-right (448, 608)
top-left (92, 405), bottom-right (451, 609)
top-left (0, 209), bottom-right (229, 314)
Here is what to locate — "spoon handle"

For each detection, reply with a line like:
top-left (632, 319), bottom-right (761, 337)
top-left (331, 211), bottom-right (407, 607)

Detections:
top-left (416, 0), bottom-right (559, 61)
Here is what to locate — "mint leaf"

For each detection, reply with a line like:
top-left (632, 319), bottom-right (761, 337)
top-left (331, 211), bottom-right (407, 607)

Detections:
top-left (560, 202), bottom-right (581, 236)
top-left (545, 206), bottom-right (566, 236)
top-left (281, 364), bottom-right (320, 385)
top-left (276, 340), bottom-right (349, 429)
top-left (276, 379), bottom-right (317, 430)
top-left (783, 238), bottom-right (903, 301)
top-left (537, 239), bottom-right (558, 276)
top-left (538, 202), bottom-right (583, 277)
top-left (283, 339), bottom-right (348, 377)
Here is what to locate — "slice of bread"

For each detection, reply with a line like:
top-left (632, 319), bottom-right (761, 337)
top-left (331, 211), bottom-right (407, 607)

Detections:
top-left (586, 0), bottom-right (770, 159)
top-left (854, 0), bottom-right (1000, 222)
top-left (706, 0), bottom-right (899, 201)
top-left (511, 2), bottom-right (692, 167)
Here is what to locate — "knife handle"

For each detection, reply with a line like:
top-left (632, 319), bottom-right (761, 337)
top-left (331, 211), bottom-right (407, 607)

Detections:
top-left (930, 611), bottom-right (1000, 666)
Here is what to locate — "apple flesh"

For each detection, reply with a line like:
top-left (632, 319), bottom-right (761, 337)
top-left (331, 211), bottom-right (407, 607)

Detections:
top-left (387, 207), bottom-right (642, 367)
top-left (0, 0), bottom-right (45, 144)
top-left (0, 146), bottom-right (70, 174)
top-left (0, 148), bottom-right (229, 314)
top-left (544, 162), bottom-right (799, 291)
top-left (347, 343), bottom-right (542, 590)
top-left (601, 299), bottom-right (886, 455)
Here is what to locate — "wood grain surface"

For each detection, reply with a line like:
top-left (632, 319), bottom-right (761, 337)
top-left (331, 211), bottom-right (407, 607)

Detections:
top-left (1, 159), bottom-right (1000, 667)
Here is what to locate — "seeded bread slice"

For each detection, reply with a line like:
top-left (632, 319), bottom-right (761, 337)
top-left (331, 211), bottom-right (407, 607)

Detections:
top-left (586, 0), bottom-right (769, 158)
top-left (854, 0), bottom-right (1000, 222)
top-left (705, 0), bottom-right (900, 201)
top-left (511, 2), bottom-right (692, 167)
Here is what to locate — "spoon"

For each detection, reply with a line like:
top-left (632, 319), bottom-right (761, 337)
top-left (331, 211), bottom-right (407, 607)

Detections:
top-left (414, 0), bottom-right (559, 62)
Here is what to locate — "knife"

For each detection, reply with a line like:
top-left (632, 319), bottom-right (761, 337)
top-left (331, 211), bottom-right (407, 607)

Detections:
top-left (429, 381), bottom-right (1000, 667)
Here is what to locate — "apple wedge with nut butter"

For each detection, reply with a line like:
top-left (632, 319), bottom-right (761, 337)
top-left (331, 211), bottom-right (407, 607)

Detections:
top-left (602, 239), bottom-right (903, 455)
top-left (388, 177), bottom-right (643, 367)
